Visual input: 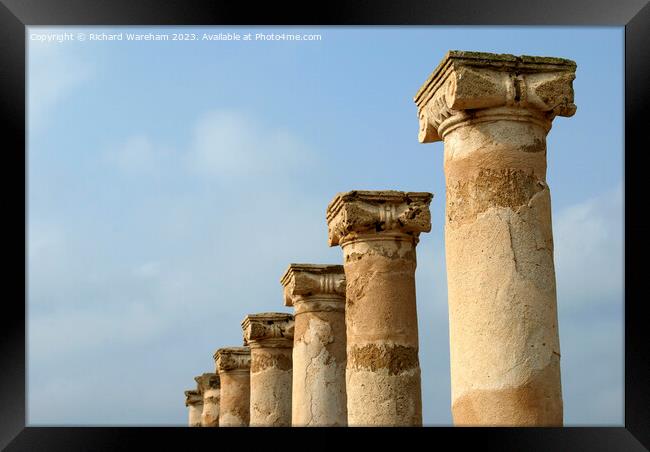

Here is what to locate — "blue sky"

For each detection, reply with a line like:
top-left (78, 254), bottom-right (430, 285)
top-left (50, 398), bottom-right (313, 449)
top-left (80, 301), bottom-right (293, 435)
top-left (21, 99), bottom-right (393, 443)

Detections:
top-left (27, 26), bottom-right (624, 425)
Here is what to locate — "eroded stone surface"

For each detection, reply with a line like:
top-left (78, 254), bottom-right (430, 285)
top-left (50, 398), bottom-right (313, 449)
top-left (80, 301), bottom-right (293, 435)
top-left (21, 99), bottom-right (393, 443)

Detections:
top-left (326, 190), bottom-right (432, 247)
top-left (281, 264), bottom-right (346, 307)
top-left (415, 50), bottom-right (577, 143)
top-left (248, 347), bottom-right (293, 427)
top-left (282, 264), bottom-right (347, 426)
top-left (415, 50), bottom-right (572, 426)
top-left (326, 190), bottom-right (432, 426)
top-left (242, 312), bottom-right (295, 349)
top-left (348, 344), bottom-right (419, 375)
top-left (242, 313), bottom-right (294, 427)
top-left (214, 347), bottom-right (251, 427)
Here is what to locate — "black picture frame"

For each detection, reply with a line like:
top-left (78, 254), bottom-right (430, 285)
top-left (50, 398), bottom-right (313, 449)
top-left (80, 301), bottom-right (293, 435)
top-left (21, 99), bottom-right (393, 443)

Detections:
top-left (2, 0), bottom-right (647, 449)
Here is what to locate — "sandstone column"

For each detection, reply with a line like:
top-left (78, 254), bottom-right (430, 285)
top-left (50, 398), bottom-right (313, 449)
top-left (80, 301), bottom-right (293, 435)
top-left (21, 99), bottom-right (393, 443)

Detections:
top-left (281, 264), bottom-right (347, 426)
top-left (414, 51), bottom-right (577, 426)
top-left (184, 389), bottom-right (204, 427)
top-left (326, 190), bottom-right (432, 426)
top-left (242, 313), bottom-right (294, 426)
top-left (214, 346), bottom-right (251, 427)
top-left (195, 372), bottom-right (220, 427)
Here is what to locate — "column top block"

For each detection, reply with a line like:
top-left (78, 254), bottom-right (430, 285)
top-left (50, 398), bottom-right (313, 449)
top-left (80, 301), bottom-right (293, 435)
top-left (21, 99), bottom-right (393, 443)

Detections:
top-left (281, 263), bottom-right (345, 307)
top-left (414, 50), bottom-right (577, 143)
top-left (326, 190), bottom-right (433, 246)
top-left (184, 389), bottom-right (203, 406)
top-left (213, 346), bottom-right (251, 360)
top-left (194, 372), bottom-right (220, 391)
top-left (242, 312), bottom-right (294, 347)
top-left (214, 346), bottom-right (251, 372)
top-left (414, 50), bottom-right (576, 106)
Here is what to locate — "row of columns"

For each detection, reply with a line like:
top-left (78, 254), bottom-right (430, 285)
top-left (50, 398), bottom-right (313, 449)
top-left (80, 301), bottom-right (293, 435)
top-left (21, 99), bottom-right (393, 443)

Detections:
top-left (183, 50), bottom-right (576, 427)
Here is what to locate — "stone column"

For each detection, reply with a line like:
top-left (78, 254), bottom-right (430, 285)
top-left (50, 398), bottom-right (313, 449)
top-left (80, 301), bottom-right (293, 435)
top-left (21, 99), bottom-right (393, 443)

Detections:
top-left (195, 372), bottom-right (220, 427)
top-left (414, 51), bottom-right (577, 426)
top-left (242, 313), bottom-right (294, 427)
top-left (281, 264), bottom-right (347, 426)
top-left (326, 190), bottom-right (432, 426)
top-left (184, 389), bottom-right (203, 427)
top-left (214, 346), bottom-right (251, 427)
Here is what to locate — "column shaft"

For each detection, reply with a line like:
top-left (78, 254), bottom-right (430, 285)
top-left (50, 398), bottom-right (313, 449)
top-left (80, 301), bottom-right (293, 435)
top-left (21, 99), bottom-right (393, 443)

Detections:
top-left (215, 347), bottom-right (251, 427)
top-left (201, 388), bottom-right (220, 427)
top-left (188, 404), bottom-right (203, 427)
top-left (218, 372), bottom-right (250, 426)
top-left (343, 233), bottom-right (421, 426)
top-left (249, 346), bottom-right (293, 426)
top-left (282, 264), bottom-right (347, 426)
top-left (326, 190), bottom-right (432, 426)
top-left (242, 313), bottom-right (294, 427)
top-left (445, 114), bottom-right (562, 426)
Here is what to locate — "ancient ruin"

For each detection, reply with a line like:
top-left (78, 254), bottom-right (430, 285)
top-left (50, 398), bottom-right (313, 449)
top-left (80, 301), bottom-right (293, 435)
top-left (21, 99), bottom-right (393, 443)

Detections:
top-left (326, 190), bottom-right (433, 426)
top-left (414, 50), bottom-right (576, 426)
top-left (281, 264), bottom-right (347, 426)
top-left (184, 389), bottom-right (203, 427)
top-left (182, 49), bottom-right (578, 429)
top-left (242, 313), bottom-right (295, 426)
top-left (214, 346), bottom-right (251, 427)
top-left (194, 372), bottom-right (220, 427)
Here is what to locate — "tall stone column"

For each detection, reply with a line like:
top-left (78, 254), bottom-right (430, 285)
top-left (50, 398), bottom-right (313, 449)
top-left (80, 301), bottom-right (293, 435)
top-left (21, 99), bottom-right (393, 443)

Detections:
top-left (326, 190), bottom-right (432, 426)
top-left (214, 346), bottom-right (251, 427)
top-left (195, 372), bottom-right (220, 427)
top-left (414, 51), bottom-right (577, 426)
top-left (281, 264), bottom-right (347, 426)
top-left (242, 313), bottom-right (294, 427)
top-left (184, 389), bottom-right (204, 427)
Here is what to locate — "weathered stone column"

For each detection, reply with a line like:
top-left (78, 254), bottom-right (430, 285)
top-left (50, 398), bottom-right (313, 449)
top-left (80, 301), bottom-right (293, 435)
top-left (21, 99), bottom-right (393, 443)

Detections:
top-left (195, 372), bottom-right (220, 427)
top-left (326, 190), bottom-right (432, 426)
top-left (414, 51), bottom-right (577, 426)
top-left (214, 346), bottom-right (251, 427)
top-left (281, 264), bottom-right (347, 426)
top-left (242, 313), bottom-right (294, 427)
top-left (184, 389), bottom-right (203, 427)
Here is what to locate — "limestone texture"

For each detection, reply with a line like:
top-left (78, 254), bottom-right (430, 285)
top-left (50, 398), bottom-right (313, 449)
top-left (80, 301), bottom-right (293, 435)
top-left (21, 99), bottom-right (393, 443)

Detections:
top-left (281, 263), bottom-right (347, 426)
top-left (214, 346), bottom-right (251, 427)
top-left (195, 372), bottom-right (220, 427)
top-left (326, 190), bottom-right (432, 426)
top-left (242, 313), bottom-right (294, 427)
top-left (415, 50), bottom-right (575, 426)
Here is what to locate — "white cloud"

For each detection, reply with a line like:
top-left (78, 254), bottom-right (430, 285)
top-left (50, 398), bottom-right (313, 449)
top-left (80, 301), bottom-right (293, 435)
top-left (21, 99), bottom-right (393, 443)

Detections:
top-left (133, 261), bottom-right (162, 278)
top-left (28, 40), bottom-right (92, 131)
top-left (554, 184), bottom-right (623, 311)
top-left (188, 110), bottom-right (313, 179)
top-left (559, 313), bottom-right (623, 425)
top-left (108, 135), bottom-right (156, 174)
top-left (104, 110), bottom-right (317, 187)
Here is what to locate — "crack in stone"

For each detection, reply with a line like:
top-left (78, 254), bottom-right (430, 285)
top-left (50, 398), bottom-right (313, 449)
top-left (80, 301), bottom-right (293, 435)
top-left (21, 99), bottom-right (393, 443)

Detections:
top-left (505, 218), bottom-right (519, 274)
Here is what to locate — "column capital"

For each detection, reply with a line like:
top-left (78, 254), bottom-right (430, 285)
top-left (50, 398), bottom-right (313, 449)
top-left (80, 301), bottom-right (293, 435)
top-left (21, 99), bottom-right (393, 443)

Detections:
top-left (242, 313), bottom-right (294, 348)
top-left (414, 50), bottom-right (577, 143)
top-left (184, 389), bottom-right (203, 406)
top-left (326, 190), bottom-right (433, 246)
top-left (194, 372), bottom-right (220, 391)
top-left (214, 346), bottom-right (251, 373)
top-left (281, 264), bottom-right (345, 313)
